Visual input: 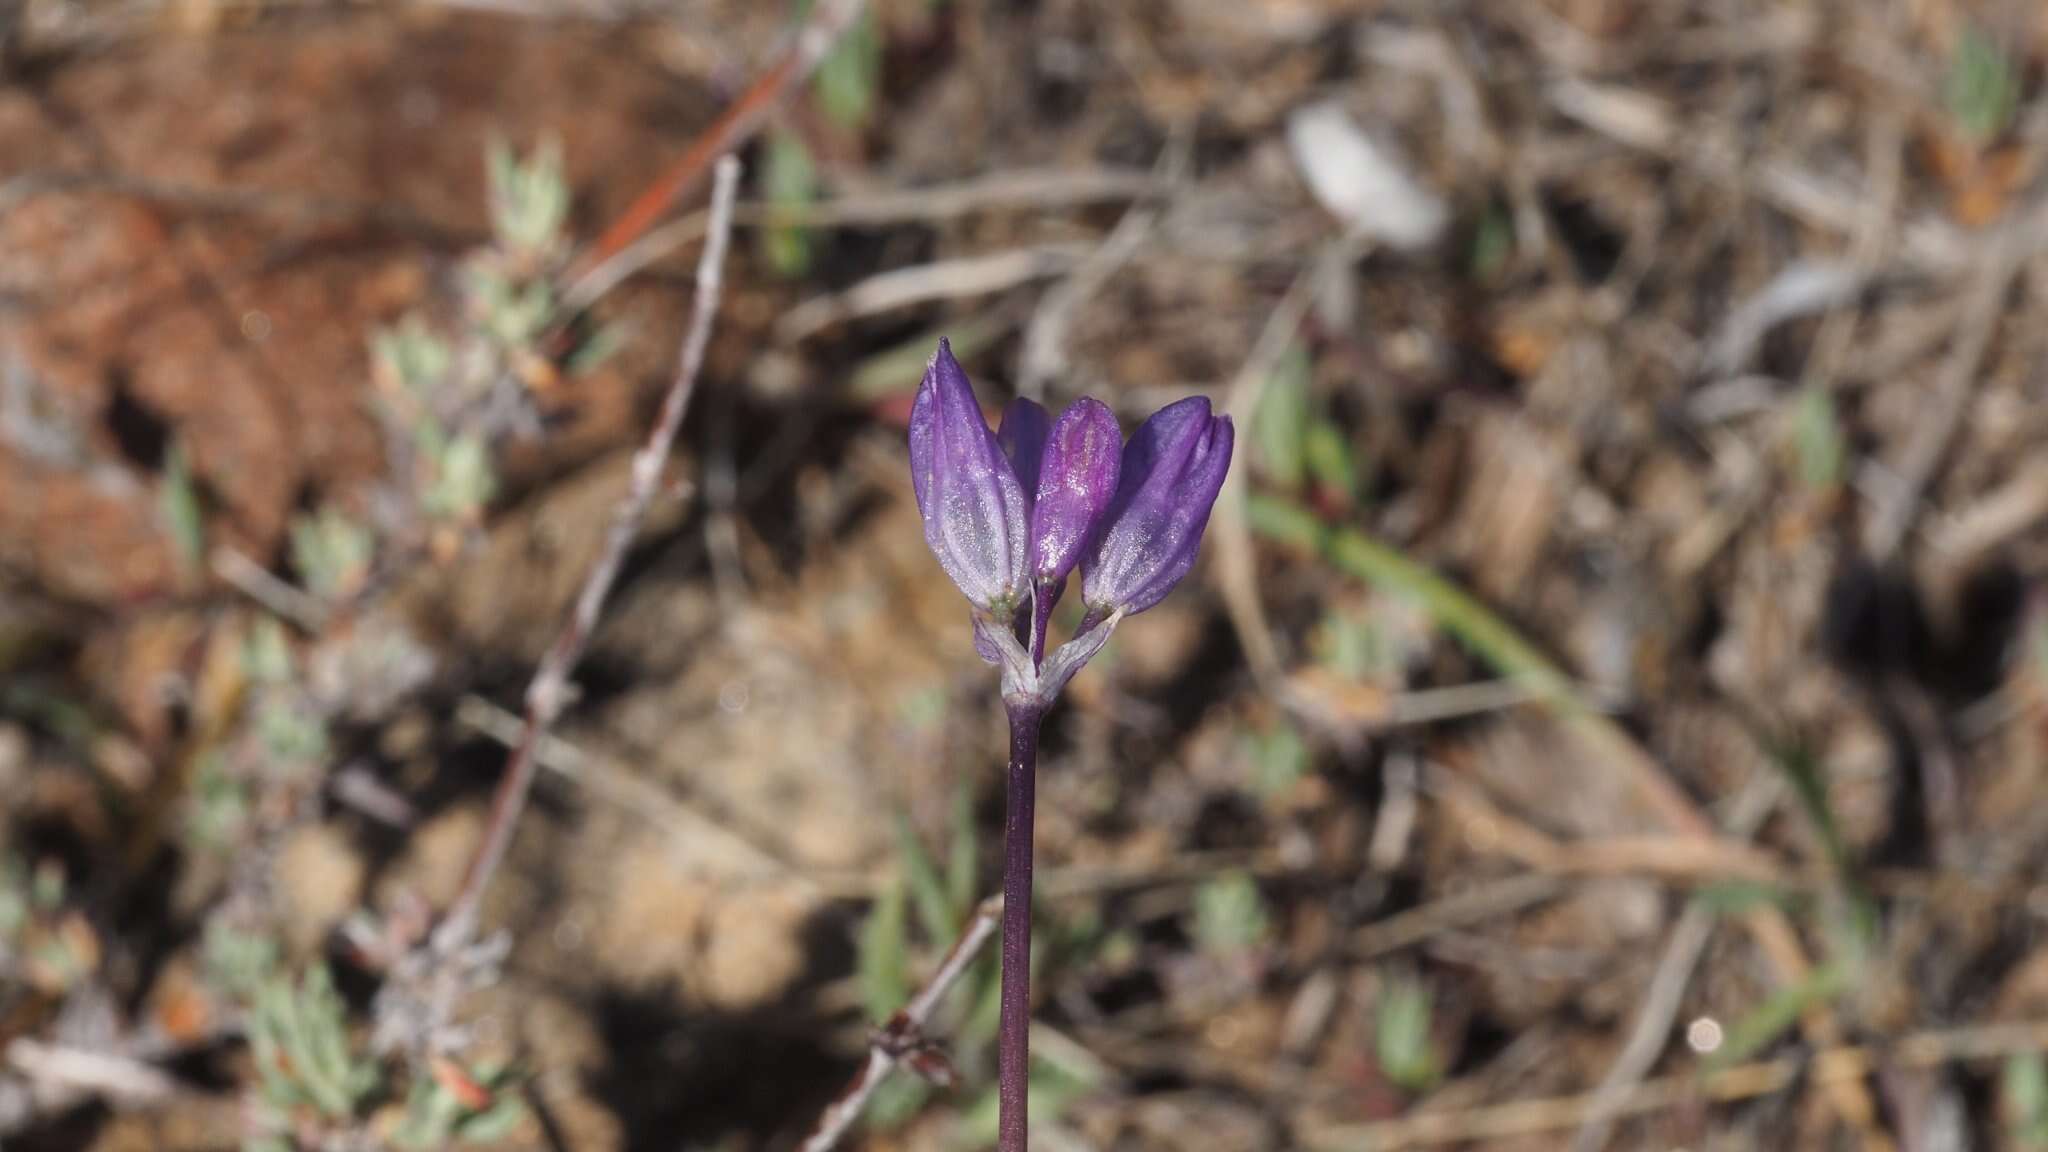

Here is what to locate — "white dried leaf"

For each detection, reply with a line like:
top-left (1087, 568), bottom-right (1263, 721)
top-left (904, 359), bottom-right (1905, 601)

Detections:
top-left (1286, 101), bottom-right (1446, 251)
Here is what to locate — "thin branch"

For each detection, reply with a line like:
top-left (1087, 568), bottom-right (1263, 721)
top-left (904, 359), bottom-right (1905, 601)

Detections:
top-left (798, 896), bottom-right (1003, 1152)
top-left (440, 156), bottom-right (743, 942)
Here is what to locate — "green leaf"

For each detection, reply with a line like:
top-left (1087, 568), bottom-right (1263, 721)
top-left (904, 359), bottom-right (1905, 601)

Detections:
top-left (1469, 200), bottom-right (1515, 282)
top-left (859, 877), bottom-right (910, 1022)
top-left (425, 432), bottom-right (498, 520)
top-left (959, 953), bottom-right (1004, 1050)
top-left (247, 964), bottom-right (377, 1120)
top-left (1303, 418), bottom-right (1358, 506)
top-left (848, 315), bottom-right (1010, 402)
top-left (953, 1053), bottom-right (1096, 1149)
top-left (760, 130), bottom-right (820, 279)
top-left (184, 752), bottom-right (251, 851)
top-left (1253, 345), bottom-right (1311, 492)
top-left (373, 315), bottom-right (451, 399)
top-left (1375, 973), bottom-right (1439, 1092)
top-left (487, 136), bottom-right (569, 259)
top-left (0, 858), bottom-right (26, 941)
top-left (563, 320), bottom-right (625, 377)
top-left (1708, 963), bottom-right (1848, 1070)
top-left (864, 1073), bottom-right (931, 1132)
top-left (243, 616), bottom-right (295, 684)
top-left (289, 504), bottom-right (375, 601)
top-left (2006, 1052), bottom-right (2048, 1147)
top-left (1243, 491), bottom-right (1326, 554)
top-left (899, 816), bottom-right (959, 945)
top-left (1792, 385), bottom-right (1844, 493)
top-left (814, 7), bottom-right (881, 130)
top-left (1316, 606), bottom-right (1383, 683)
top-left (394, 1071), bottom-right (463, 1149)
top-left (1689, 880), bottom-right (1794, 917)
top-left (1245, 719), bottom-right (1310, 798)
top-left (947, 780), bottom-right (979, 923)
top-left (1769, 742), bottom-right (1849, 880)
top-left (1192, 871), bottom-right (1269, 955)
top-left (159, 442), bottom-right (205, 577)
top-left (458, 1095), bottom-right (528, 1144)
top-left (201, 919), bottom-right (279, 998)
top-left (1945, 24), bottom-right (2019, 146)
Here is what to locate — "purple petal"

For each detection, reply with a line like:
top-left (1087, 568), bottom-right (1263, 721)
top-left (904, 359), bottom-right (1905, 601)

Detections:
top-left (908, 340), bottom-right (1032, 616)
top-left (1029, 397), bottom-right (1122, 587)
top-left (1080, 396), bottom-right (1234, 615)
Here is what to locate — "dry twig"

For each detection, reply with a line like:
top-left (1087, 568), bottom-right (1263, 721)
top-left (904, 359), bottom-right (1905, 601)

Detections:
top-left (442, 156), bottom-right (744, 942)
top-left (798, 896), bottom-right (1003, 1152)
top-left (774, 245), bottom-right (1088, 343)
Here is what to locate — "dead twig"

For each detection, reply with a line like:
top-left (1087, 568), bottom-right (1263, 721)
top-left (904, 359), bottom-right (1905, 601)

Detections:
top-left (798, 896), bottom-right (1003, 1152)
top-left (441, 156), bottom-right (743, 943)
top-left (1866, 232), bottom-right (2023, 561)
top-left (1345, 874), bottom-right (1567, 964)
top-left (211, 547), bottom-right (329, 632)
top-left (1015, 136), bottom-right (1187, 401)
top-left (1429, 764), bottom-right (1789, 888)
top-left (774, 245), bottom-right (1088, 343)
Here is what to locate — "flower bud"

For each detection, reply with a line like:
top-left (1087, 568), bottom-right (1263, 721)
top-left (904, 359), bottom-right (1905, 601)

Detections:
top-left (1027, 398), bottom-right (1121, 589)
top-left (908, 340), bottom-right (1032, 616)
top-left (1080, 396), bottom-right (1233, 616)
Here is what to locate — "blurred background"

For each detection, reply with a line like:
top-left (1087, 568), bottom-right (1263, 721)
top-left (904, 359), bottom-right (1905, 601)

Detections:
top-left (6, 1), bottom-right (2048, 1149)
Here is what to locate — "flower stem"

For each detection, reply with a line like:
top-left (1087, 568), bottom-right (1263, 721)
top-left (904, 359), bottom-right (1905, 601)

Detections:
top-left (998, 702), bottom-right (1044, 1152)
top-left (1028, 583), bottom-right (1057, 665)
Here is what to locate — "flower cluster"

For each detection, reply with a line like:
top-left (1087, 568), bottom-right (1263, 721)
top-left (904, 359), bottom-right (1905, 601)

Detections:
top-left (908, 339), bottom-right (1233, 709)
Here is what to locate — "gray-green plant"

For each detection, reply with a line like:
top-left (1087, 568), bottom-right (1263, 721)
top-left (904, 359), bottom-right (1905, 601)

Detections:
top-left (1375, 971), bottom-right (1439, 1092)
top-left (392, 1061), bottom-right (527, 1150)
top-left (1192, 871), bottom-right (1269, 956)
top-left (248, 964), bottom-right (380, 1128)
top-left (1945, 24), bottom-right (2019, 146)
top-left (289, 504), bottom-right (375, 601)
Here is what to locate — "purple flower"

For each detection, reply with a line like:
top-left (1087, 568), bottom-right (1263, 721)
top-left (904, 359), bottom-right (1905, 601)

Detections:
top-left (909, 340), bottom-right (1032, 617)
top-left (1080, 397), bottom-right (1234, 616)
top-left (910, 340), bottom-right (1232, 700)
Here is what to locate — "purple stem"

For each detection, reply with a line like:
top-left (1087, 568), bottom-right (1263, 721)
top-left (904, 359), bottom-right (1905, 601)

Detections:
top-left (1028, 583), bottom-right (1057, 666)
top-left (997, 701), bottom-right (1044, 1152)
